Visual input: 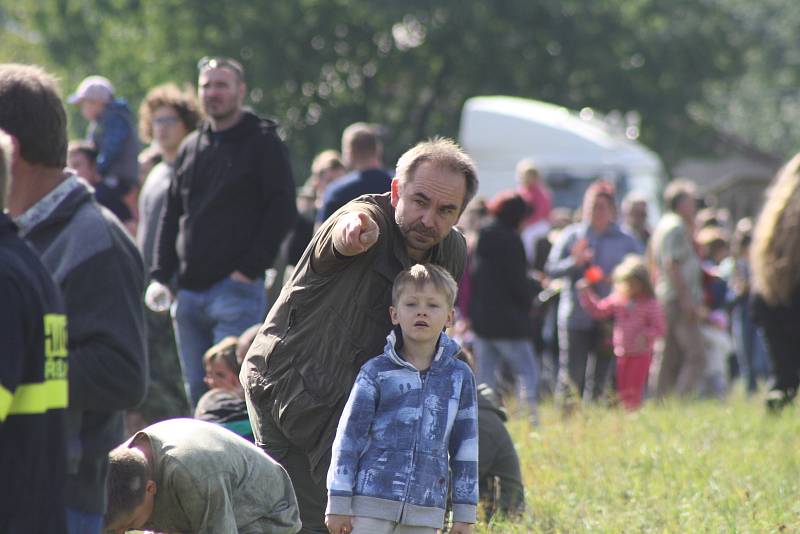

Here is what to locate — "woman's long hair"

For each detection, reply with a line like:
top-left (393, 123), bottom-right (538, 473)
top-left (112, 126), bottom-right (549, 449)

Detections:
top-left (751, 153), bottom-right (800, 306)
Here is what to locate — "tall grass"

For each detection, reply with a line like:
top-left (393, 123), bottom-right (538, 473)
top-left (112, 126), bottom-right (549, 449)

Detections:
top-left (479, 393), bottom-right (800, 533)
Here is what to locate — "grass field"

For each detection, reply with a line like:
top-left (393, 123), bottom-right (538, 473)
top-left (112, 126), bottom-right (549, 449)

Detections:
top-left (477, 392), bottom-right (800, 533)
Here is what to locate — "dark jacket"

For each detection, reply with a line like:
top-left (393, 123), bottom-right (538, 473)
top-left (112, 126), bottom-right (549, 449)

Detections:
top-left (18, 175), bottom-right (146, 513)
top-left (476, 384), bottom-right (524, 518)
top-left (194, 388), bottom-right (254, 442)
top-left (317, 168), bottom-right (393, 223)
top-left (241, 193), bottom-right (467, 484)
top-left (89, 98), bottom-right (140, 188)
top-left (469, 219), bottom-right (541, 338)
top-left (0, 213), bottom-right (68, 533)
top-left (153, 111), bottom-right (297, 290)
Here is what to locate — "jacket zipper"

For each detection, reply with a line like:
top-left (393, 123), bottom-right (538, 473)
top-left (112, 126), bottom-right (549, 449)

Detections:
top-left (399, 368), bottom-right (428, 522)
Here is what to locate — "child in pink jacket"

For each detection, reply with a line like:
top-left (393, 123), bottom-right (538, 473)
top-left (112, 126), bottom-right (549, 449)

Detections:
top-left (578, 255), bottom-right (665, 410)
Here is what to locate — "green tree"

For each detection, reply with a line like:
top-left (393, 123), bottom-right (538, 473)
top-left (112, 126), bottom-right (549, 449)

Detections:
top-left (2, 0), bottom-right (766, 176)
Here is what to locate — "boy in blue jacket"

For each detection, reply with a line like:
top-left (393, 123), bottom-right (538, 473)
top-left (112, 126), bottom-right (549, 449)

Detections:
top-left (326, 264), bottom-right (478, 534)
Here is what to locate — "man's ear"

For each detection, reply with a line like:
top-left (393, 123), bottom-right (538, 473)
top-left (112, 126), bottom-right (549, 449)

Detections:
top-left (390, 178), bottom-right (400, 207)
top-left (146, 479), bottom-right (157, 496)
top-left (389, 305), bottom-right (399, 325)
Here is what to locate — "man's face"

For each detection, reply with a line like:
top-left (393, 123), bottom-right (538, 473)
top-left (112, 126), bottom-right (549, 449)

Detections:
top-left (677, 194), bottom-right (697, 221)
top-left (198, 67), bottom-right (244, 123)
top-left (67, 151), bottom-right (99, 184)
top-left (105, 480), bottom-right (156, 533)
top-left (79, 99), bottom-right (105, 122)
top-left (391, 161), bottom-right (466, 260)
top-left (390, 282), bottom-right (454, 345)
top-left (588, 194), bottom-right (615, 233)
top-left (152, 105), bottom-right (189, 153)
top-left (626, 201), bottom-right (648, 230)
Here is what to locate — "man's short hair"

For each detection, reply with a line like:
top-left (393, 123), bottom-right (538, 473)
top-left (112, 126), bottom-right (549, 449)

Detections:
top-left (0, 129), bottom-right (12, 209)
top-left (395, 137), bottom-right (478, 212)
top-left (342, 122), bottom-right (381, 162)
top-left (621, 191), bottom-right (647, 214)
top-left (138, 83), bottom-right (200, 143)
top-left (663, 178), bottom-right (697, 213)
top-left (106, 447), bottom-right (150, 525)
top-left (392, 263), bottom-right (458, 308)
top-left (67, 140), bottom-right (98, 164)
top-left (0, 64), bottom-right (68, 168)
top-left (487, 191), bottom-right (532, 229)
top-left (197, 56), bottom-right (245, 82)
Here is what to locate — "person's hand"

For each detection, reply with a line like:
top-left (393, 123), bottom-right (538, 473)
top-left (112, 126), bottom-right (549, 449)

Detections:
top-left (575, 278), bottom-right (590, 291)
top-left (570, 238), bottom-right (593, 266)
top-left (145, 280), bottom-right (173, 313)
top-left (450, 521), bottom-right (474, 534)
top-left (335, 211), bottom-right (380, 256)
top-left (230, 270), bottom-right (253, 283)
top-left (325, 514), bottom-right (353, 534)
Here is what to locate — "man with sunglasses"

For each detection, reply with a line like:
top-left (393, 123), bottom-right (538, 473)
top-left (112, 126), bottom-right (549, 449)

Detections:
top-left (148, 57), bottom-right (296, 406)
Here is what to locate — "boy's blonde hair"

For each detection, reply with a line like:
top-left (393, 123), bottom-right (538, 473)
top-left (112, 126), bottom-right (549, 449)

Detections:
top-left (612, 254), bottom-right (655, 297)
top-left (202, 336), bottom-right (240, 376)
top-left (392, 264), bottom-right (458, 308)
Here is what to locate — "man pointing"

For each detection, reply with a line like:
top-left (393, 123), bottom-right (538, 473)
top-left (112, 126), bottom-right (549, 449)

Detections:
top-left (241, 138), bottom-right (478, 533)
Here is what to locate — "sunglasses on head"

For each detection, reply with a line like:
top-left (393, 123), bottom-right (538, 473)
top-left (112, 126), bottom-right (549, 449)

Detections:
top-left (197, 56), bottom-right (244, 79)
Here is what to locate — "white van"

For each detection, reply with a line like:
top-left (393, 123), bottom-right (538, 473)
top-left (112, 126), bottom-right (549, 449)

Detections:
top-left (459, 96), bottom-right (665, 223)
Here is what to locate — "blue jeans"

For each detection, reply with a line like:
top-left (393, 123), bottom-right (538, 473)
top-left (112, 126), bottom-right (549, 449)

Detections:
top-left (66, 507), bottom-right (102, 534)
top-left (474, 337), bottom-right (539, 413)
top-left (731, 302), bottom-right (770, 393)
top-left (172, 276), bottom-right (266, 405)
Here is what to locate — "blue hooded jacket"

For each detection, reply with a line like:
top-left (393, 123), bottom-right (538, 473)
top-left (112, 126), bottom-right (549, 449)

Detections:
top-left (326, 330), bottom-right (478, 528)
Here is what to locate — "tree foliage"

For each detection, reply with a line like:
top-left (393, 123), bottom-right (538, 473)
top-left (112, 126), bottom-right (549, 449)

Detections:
top-left (2, 0), bottom-right (792, 179)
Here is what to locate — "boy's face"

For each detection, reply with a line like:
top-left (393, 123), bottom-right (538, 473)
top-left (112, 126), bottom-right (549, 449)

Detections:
top-left (105, 480), bottom-right (156, 533)
top-left (80, 98), bottom-right (106, 121)
top-left (390, 282), bottom-right (454, 344)
top-left (67, 151), bottom-right (99, 184)
top-left (203, 359), bottom-right (240, 391)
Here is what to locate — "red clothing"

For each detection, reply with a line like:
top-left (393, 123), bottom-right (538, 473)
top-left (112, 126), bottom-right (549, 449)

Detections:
top-left (578, 289), bottom-right (665, 357)
top-left (517, 182), bottom-right (552, 226)
top-left (616, 354), bottom-right (651, 410)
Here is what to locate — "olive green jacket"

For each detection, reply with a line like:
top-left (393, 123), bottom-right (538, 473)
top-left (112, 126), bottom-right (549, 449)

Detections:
top-left (139, 419), bottom-right (300, 533)
top-left (242, 193), bottom-right (466, 483)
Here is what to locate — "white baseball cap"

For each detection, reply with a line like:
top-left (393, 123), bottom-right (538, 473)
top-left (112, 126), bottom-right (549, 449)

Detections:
top-left (68, 75), bottom-right (114, 104)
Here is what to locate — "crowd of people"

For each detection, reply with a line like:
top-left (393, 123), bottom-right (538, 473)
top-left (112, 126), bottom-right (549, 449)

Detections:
top-left (1, 55), bottom-right (799, 534)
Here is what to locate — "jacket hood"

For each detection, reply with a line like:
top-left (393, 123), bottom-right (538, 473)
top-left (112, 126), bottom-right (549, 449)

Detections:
top-left (477, 383), bottom-right (507, 421)
top-left (16, 174), bottom-right (94, 237)
top-left (383, 328), bottom-right (461, 372)
top-left (199, 109), bottom-right (279, 142)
